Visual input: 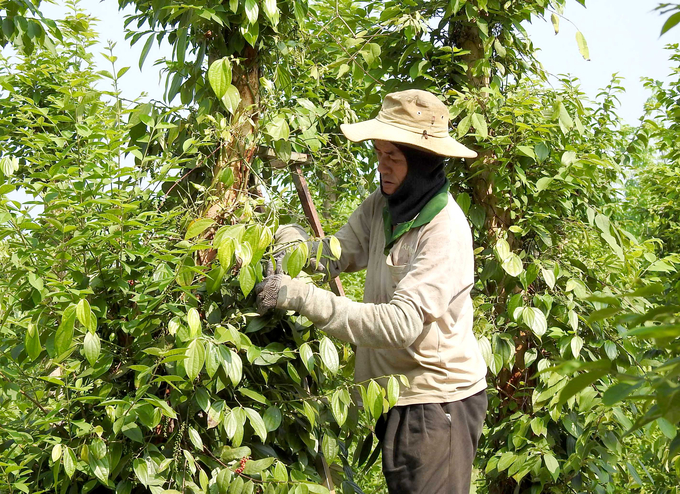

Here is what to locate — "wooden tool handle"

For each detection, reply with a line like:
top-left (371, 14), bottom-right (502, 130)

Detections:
top-left (290, 163), bottom-right (345, 297)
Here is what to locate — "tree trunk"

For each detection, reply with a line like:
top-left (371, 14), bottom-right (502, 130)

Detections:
top-left (198, 45), bottom-right (259, 265)
top-left (204, 45), bottom-right (260, 221)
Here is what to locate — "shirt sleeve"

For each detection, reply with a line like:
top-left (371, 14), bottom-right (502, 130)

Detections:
top-left (321, 192), bottom-right (375, 276)
top-left (273, 193), bottom-right (373, 277)
top-left (276, 208), bottom-right (474, 349)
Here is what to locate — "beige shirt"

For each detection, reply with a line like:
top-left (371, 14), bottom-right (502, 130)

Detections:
top-left (276, 188), bottom-right (487, 405)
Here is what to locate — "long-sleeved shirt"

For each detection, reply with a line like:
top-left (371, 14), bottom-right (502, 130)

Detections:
top-left (275, 183), bottom-right (487, 405)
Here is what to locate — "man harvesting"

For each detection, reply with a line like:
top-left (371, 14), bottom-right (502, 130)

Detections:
top-left (256, 89), bottom-right (487, 493)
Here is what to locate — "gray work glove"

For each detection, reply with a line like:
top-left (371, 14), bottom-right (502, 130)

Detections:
top-left (265, 249), bottom-right (285, 277)
top-left (254, 274), bottom-right (283, 315)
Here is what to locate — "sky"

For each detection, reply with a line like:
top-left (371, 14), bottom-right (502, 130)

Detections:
top-left (38, 0), bottom-right (680, 126)
top-left (7, 0), bottom-right (678, 214)
top-left (524, 0), bottom-right (679, 125)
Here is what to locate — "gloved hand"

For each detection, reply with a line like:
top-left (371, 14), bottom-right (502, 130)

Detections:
top-left (265, 248), bottom-right (286, 277)
top-left (254, 274), bottom-right (283, 315)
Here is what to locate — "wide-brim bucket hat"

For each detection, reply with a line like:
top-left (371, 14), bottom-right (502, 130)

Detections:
top-left (340, 89), bottom-right (477, 159)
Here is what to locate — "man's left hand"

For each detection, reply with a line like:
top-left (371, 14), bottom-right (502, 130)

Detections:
top-left (255, 274), bottom-right (283, 315)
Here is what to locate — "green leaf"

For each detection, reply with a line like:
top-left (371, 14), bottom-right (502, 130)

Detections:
top-left (502, 253), bottom-right (523, 277)
top-left (329, 236), bottom-right (342, 260)
top-left (575, 31), bottom-right (590, 60)
top-left (494, 238), bottom-right (511, 261)
top-left (457, 115), bottom-right (471, 138)
top-left (331, 389), bottom-right (349, 427)
top-left (301, 401), bottom-right (316, 429)
top-left (238, 387), bottom-right (267, 404)
top-left (245, 407), bottom-right (267, 441)
top-left (468, 204), bottom-right (486, 230)
top-left (244, 0), bottom-right (259, 24)
top-left (221, 85), bottom-right (241, 114)
top-left (657, 418), bottom-right (677, 439)
top-left (570, 335), bottom-right (583, 358)
top-left (299, 342), bottom-right (315, 373)
top-left (55, 305), bottom-right (76, 356)
top-left (133, 458), bottom-right (149, 486)
top-left (268, 115), bottom-right (290, 141)
top-left (558, 369), bottom-right (609, 406)
top-left (568, 310), bottom-right (579, 332)
top-left (450, 0), bottom-right (466, 14)
top-left (28, 272), bottom-right (43, 291)
top-left (239, 264), bottom-right (256, 297)
top-left (185, 218), bottom-right (215, 240)
top-left (122, 422), bottom-right (144, 443)
top-left (322, 433), bottom-right (339, 463)
top-left (536, 177), bottom-right (553, 192)
top-left (551, 13), bottom-right (560, 34)
top-left (522, 307), bottom-right (547, 338)
top-left (218, 238), bottom-right (235, 269)
top-left (220, 346), bottom-right (243, 386)
top-left (626, 462), bottom-right (644, 486)
top-left (493, 38), bottom-right (506, 57)
top-left (603, 381), bottom-right (640, 406)
top-left (544, 453), bottom-right (559, 481)
top-left (558, 103), bottom-right (573, 131)
top-left (208, 58), bottom-right (232, 99)
top-left (205, 344), bottom-right (220, 379)
top-left (661, 11), bottom-right (680, 35)
top-left (626, 324), bottom-right (680, 339)
top-left (217, 468), bottom-right (232, 492)
top-left (471, 113), bottom-right (488, 139)
top-left (263, 406), bottom-right (282, 431)
top-left (387, 376), bottom-right (400, 407)
top-left (319, 337), bottom-right (339, 374)
top-left (456, 193), bottom-right (471, 214)
top-left (243, 457), bottom-right (275, 475)
top-left (647, 259), bottom-right (675, 273)
top-left (51, 444), bottom-right (62, 462)
top-left (478, 336), bottom-right (492, 367)
top-left (139, 34), bottom-right (154, 70)
top-left (541, 267), bottom-right (555, 289)
top-left (25, 323), bottom-right (41, 361)
top-left (263, 0), bottom-right (280, 26)
top-left (185, 339), bottom-right (206, 381)
top-left (89, 455), bottom-right (109, 484)
top-left (63, 447), bottom-right (76, 478)
top-left (188, 426), bottom-right (204, 450)
top-left (83, 331), bottom-right (101, 366)
top-left (286, 243), bottom-right (306, 278)
top-left (516, 145), bottom-right (535, 159)
top-left (219, 167), bottom-right (235, 187)
top-left (535, 142), bottom-right (550, 162)
top-left (187, 308), bottom-right (201, 338)
top-left (497, 451), bottom-right (515, 471)
top-left (367, 380), bottom-right (383, 420)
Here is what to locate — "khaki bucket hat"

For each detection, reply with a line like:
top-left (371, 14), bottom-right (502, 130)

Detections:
top-left (340, 89), bottom-right (477, 158)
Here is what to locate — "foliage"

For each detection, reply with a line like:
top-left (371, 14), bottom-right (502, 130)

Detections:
top-left (2, 0), bottom-right (680, 493)
top-left (0, 0), bottom-right (61, 55)
top-left (657, 3), bottom-right (680, 34)
top-left (626, 46), bottom-right (680, 256)
top-left (0, 10), bottom-right (394, 494)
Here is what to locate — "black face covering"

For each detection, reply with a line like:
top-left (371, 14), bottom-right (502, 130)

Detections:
top-left (381, 144), bottom-right (447, 225)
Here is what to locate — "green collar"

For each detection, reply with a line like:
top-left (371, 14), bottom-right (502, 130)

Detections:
top-left (382, 180), bottom-right (450, 255)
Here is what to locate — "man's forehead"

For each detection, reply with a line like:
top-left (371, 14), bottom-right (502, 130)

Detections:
top-left (373, 140), bottom-right (400, 153)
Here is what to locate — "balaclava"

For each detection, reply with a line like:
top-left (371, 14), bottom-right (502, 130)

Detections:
top-left (381, 144), bottom-right (447, 225)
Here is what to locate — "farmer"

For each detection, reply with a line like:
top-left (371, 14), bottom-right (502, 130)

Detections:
top-left (256, 89), bottom-right (488, 494)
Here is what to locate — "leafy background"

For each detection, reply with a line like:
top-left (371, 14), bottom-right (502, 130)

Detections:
top-left (0, 1), bottom-right (679, 493)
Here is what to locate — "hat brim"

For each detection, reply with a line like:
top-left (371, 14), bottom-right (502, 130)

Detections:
top-left (340, 119), bottom-right (478, 159)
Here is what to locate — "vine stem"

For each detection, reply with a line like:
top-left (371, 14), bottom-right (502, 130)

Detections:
top-left (0, 368), bottom-right (48, 415)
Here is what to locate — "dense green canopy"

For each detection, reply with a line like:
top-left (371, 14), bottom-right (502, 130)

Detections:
top-left (0, 1), bottom-right (679, 493)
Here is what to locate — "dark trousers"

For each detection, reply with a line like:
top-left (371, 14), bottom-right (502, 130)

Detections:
top-left (376, 390), bottom-right (487, 494)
